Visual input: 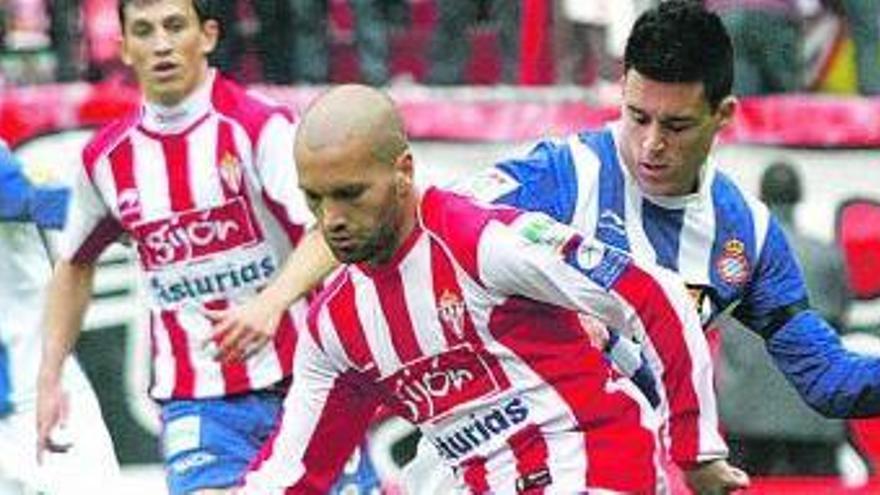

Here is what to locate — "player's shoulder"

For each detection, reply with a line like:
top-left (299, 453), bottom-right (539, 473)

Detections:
top-left (710, 169), bottom-right (769, 220)
top-left (82, 109), bottom-right (141, 180)
top-left (210, 73), bottom-right (295, 140)
top-left (420, 187), bottom-right (520, 276)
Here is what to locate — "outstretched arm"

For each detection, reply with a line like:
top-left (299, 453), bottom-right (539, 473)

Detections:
top-left (765, 310), bottom-right (880, 417)
top-left (740, 217), bottom-right (880, 417)
top-left (207, 228), bottom-right (339, 361)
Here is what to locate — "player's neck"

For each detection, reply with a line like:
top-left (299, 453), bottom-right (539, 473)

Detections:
top-left (142, 69), bottom-right (216, 135)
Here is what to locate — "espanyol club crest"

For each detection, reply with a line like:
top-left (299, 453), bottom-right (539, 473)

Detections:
top-left (438, 289), bottom-right (466, 340)
top-left (716, 238), bottom-right (750, 286)
top-left (219, 151), bottom-right (242, 194)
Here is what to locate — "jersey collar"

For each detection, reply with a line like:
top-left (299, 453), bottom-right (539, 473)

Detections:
top-left (140, 69), bottom-right (217, 136)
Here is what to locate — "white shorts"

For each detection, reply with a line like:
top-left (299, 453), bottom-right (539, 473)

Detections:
top-left (0, 383), bottom-right (120, 495)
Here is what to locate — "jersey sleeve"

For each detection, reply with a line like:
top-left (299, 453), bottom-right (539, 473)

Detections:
top-left (451, 139), bottom-right (580, 224)
top-left (239, 323), bottom-right (379, 493)
top-left (733, 216), bottom-right (880, 417)
top-left (254, 114), bottom-right (315, 243)
top-left (734, 217), bottom-right (809, 335)
top-left (478, 212), bottom-right (724, 467)
top-left (56, 156), bottom-right (123, 263)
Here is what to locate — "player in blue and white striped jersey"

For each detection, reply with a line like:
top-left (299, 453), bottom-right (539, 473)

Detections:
top-left (453, 1), bottom-right (880, 492)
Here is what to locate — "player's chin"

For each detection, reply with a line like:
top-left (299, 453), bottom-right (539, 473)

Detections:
top-left (329, 243), bottom-right (370, 264)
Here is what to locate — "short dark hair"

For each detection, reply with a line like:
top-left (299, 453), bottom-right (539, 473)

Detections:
top-left (117, 0), bottom-right (211, 32)
top-left (624, 0), bottom-right (734, 109)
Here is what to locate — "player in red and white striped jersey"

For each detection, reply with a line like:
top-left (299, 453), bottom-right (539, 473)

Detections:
top-left (35, 2), bottom-right (377, 494)
top-left (237, 85), bottom-right (719, 494)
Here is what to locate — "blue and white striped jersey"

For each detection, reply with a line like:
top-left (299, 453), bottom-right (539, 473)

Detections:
top-left (456, 123), bottom-right (880, 418)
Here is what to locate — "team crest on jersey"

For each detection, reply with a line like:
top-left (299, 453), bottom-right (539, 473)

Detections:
top-left (218, 151), bottom-right (243, 194)
top-left (438, 289), bottom-right (467, 340)
top-left (716, 239), bottom-right (750, 286)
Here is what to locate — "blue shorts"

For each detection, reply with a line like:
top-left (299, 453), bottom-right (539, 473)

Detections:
top-left (160, 392), bottom-right (381, 494)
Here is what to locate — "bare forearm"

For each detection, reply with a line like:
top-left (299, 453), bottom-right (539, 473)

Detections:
top-left (262, 228), bottom-right (339, 311)
top-left (39, 260), bottom-right (95, 383)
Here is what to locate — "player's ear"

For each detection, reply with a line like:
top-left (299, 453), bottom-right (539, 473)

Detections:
top-left (201, 19), bottom-right (220, 56)
top-left (394, 151), bottom-right (414, 192)
top-left (715, 95), bottom-right (737, 129)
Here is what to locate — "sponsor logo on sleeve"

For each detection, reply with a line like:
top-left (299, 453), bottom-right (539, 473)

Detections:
top-left (566, 239), bottom-right (631, 290)
top-left (513, 214), bottom-right (577, 253)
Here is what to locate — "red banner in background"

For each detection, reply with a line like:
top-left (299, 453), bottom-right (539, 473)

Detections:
top-left (3, 82), bottom-right (880, 147)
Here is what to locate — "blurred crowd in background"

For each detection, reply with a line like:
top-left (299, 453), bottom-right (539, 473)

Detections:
top-left (0, 0), bottom-right (877, 96)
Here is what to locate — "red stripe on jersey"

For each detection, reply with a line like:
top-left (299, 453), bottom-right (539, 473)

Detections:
top-left (204, 299), bottom-right (251, 394)
top-left (215, 120), bottom-right (241, 200)
top-left (249, 372), bottom-right (377, 493)
top-left (107, 137), bottom-right (140, 226)
top-left (613, 264), bottom-right (700, 466)
top-left (488, 299), bottom-right (657, 493)
top-left (273, 310), bottom-right (297, 378)
top-left (430, 239), bottom-right (471, 346)
top-left (83, 110), bottom-right (140, 182)
top-left (461, 456), bottom-right (490, 493)
top-left (508, 424), bottom-right (549, 494)
top-left (162, 136), bottom-right (195, 212)
top-left (327, 274), bottom-right (373, 370)
top-left (374, 269), bottom-right (423, 364)
top-left (160, 310), bottom-right (196, 397)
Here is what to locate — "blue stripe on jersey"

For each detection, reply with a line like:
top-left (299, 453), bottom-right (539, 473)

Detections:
top-left (709, 174), bottom-right (757, 302)
top-left (0, 342), bottom-right (11, 417)
top-left (493, 140), bottom-right (579, 224)
top-left (580, 130), bottom-right (630, 252)
top-left (641, 201), bottom-right (685, 271)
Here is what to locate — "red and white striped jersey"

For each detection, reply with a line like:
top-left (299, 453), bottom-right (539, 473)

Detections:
top-left (58, 71), bottom-right (313, 400)
top-left (241, 188), bottom-right (717, 494)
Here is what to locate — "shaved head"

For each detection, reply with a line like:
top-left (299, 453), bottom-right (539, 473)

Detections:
top-left (294, 85), bottom-right (417, 266)
top-left (297, 84), bottom-right (408, 166)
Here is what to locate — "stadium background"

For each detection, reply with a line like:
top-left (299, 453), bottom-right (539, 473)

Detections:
top-left (2, 0), bottom-right (880, 493)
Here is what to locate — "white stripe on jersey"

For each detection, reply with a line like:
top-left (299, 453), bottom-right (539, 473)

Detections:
top-left (184, 122), bottom-right (224, 208)
top-left (129, 133), bottom-right (170, 221)
top-left (678, 199), bottom-right (716, 287)
top-left (400, 239), bottom-right (450, 355)
top-left (567, 134), bottom-right (601, 236)
top-left (353, 272), bottom-right (403, 376)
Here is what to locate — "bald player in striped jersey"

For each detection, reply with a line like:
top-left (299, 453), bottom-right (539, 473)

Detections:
top-left (233, 84), bottom-right (721, 494)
